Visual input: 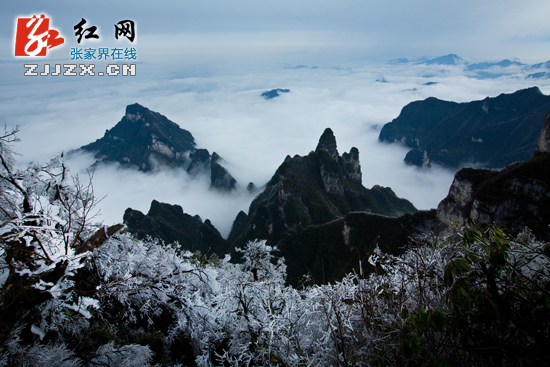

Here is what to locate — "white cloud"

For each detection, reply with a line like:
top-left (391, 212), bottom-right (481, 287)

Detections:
top-left (3, 58), bottom-right (550, 238)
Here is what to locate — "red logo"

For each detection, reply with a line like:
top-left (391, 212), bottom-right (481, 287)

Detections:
top-left (14, 14), bottom-right (64, 57)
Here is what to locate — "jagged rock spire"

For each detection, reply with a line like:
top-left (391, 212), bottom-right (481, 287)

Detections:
top-left (341, 147), bottom-right (362, 184)
top-left (535, 110), bottom-right (550, 154)
top-left (316, 128), bottom-right (339, 161)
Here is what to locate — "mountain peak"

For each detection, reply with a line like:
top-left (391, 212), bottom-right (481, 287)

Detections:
top-left (124, 103), bottom-right (149, 122)
top-left (316, 128), bottom-right (338, 161)
top-left (125, 102), bottom-right (147, 114)
top-left (75, 104), bottom-right (196, 171)
top-left (421, 54), bottom-right (462, 65)
top-left (521, 86), bottom-right (543, 95)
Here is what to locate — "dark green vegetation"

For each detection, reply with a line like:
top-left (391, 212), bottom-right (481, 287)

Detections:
top-left (379, 87), bottom-right (550, 168)
top-left (124, 200), bottom-right (229, 256)
top-left (261, 88), bottom-right (290, 99)
top-left (402, 224), bottom-right (550, 365)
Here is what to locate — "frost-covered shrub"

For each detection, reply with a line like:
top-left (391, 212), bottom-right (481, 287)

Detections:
top-left (91, 341), bottom-right (153, 366)
top-left (1, 127), bottom-right (548, 366)
top-left (403, 224), bottom-right (550, 365)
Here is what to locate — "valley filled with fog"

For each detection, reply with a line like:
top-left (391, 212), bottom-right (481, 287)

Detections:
top-left (2, 58), bottom-right (550, 236)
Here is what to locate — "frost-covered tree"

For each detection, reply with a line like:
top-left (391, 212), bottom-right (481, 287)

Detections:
top-left (0, 126), bottom-right (102, 348)
top-left (212, 240), bottom-right (301, 366)
top-left (1, 126), bottom-right (548, 366)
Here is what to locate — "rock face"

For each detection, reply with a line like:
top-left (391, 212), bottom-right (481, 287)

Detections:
top-left (123, 200), bottom-right (229, 256)
top-left (281, 210), bottom-right (447, 285)
top-left (404, 149), bottom-right (430, 169)
top-left (75, 103), bottom-right (237, 191)
top-left (316, 128), bottom-right (339, 161)
top-left (379, 87), bottom-right (550, 168)
top-left (211, 161), bottom-right (237, 191)
top-left (535, 110), bottom-right (550, 153)
top-left (340, 147), bottom-right (362, 183)
top-left (78, 103), bottom-right (196, 171)
top-left (186, 149), bottom-right (237, 190)
top-left (437, 146), bottom-right (550, 239)
top-left (227, 128), bottom-right (417, 252)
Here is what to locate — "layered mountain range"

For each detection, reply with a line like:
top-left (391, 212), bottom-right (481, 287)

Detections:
top-left (379, 87), bottom-right (550, 169)
top-left (78, 97), bottom-right (550, 286)
top-left (388, 53), bottom-right (543, 71)
top-left (73, 103), bottom-right (237, 191)
top-left (123, 127), bottom-right (419, 284)
top-left (386, 54), bottom-right (550, 81)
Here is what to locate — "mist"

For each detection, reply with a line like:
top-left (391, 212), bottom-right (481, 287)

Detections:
top-left (2, 59), bottom-right (550, 237)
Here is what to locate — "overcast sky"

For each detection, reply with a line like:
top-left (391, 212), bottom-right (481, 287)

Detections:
top-left (1, 1), bottom-right (550, 236)
top-left (2, 0), bottom-right (550, 62)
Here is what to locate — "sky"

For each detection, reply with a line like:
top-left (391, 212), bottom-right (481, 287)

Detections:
top-left (2, 0), bottom-right (550, 62)
top-left (1, 1), bottom-right (550, 237)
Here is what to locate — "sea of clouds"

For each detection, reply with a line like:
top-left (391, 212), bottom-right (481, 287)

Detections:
top-left (2, 57), bottom-right (550, 237)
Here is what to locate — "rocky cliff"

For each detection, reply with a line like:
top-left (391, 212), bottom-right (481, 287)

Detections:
top-left (74, 103), bottom-right (237, 191)
top-left (437, 110), bottom-right (550, 239)
top-left (227, 128), bottom-right (417, 250)
top-left (78, 103), bottom-right (195, 171)
top-left (379, 87), bottom-right (550, 169)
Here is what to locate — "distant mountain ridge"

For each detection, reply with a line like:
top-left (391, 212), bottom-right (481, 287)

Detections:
top-left (419, 54), bottom-right (463, 65)
top-left (388, 54), bottom-right (533, 69)
top-left (78, 103), bottom-right (195, 171)
top-left (385, 54), bottom-right (548, 80)
top-left (73, 103), bottom-right (237, 191)
top-left (466, 59), bottom-right (524, 71)
top-left (379, 87), bottom-right (550, 169)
